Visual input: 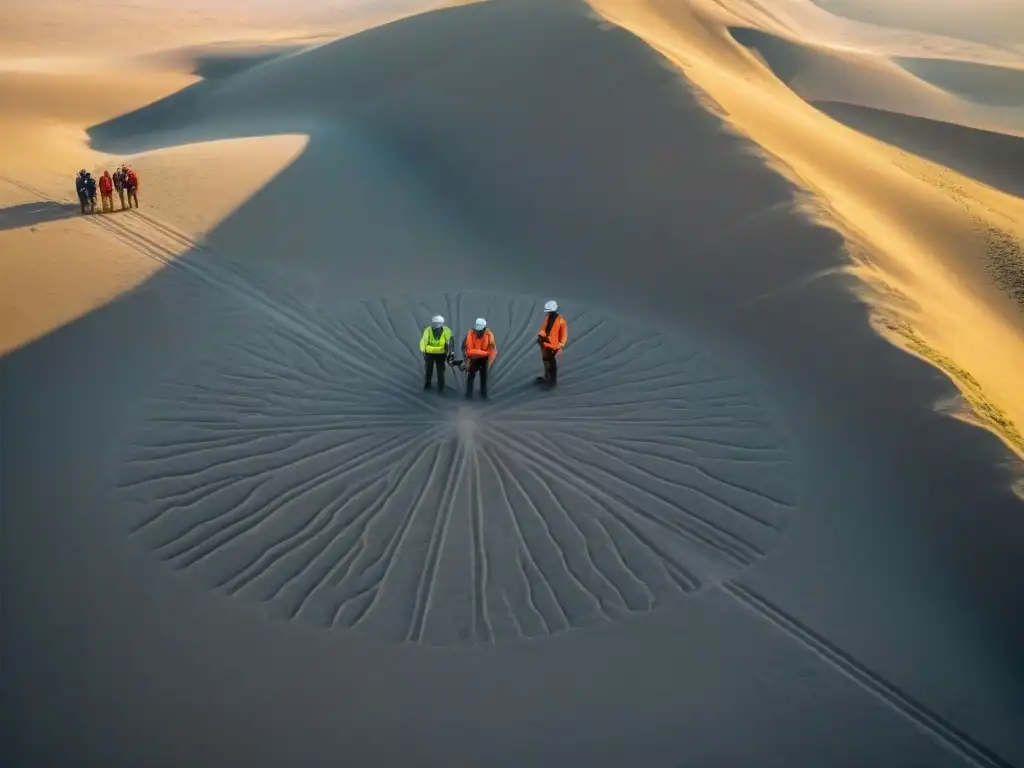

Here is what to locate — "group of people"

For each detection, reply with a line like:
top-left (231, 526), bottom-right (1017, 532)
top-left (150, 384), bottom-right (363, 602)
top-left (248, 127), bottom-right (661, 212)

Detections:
top-left (75, 165), bottom-right (140, 215)
top-left (419, 300), bottom-right (568, 399)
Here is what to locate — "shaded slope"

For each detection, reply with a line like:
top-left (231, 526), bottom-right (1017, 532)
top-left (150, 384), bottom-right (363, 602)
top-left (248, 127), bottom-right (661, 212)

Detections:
top-left (896, 57), bottom-right (1024, 109)
top-left (816, 101), bottom-right (1024, 199)
top-left (728, 26), bottom-right (1022, 136)
top-left (87, 0), bottom-right (845, 315)
top-left (809, 0), bottom-right (1024, 51)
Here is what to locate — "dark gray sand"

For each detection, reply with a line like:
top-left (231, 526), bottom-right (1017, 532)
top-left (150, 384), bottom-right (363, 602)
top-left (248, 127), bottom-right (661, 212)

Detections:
top-left (119, 292), bottom-right (795, 645)
top-left (3, 1), bottom-right (1023, 766)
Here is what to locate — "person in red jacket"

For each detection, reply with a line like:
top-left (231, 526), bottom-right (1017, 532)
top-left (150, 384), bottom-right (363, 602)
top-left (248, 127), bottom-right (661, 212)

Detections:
top-left (98, 170), bottom-right (114, 212)
top-left (535, 300), bottom-right (567, 387)
top-left (123, 165), bottom-right (140, 208)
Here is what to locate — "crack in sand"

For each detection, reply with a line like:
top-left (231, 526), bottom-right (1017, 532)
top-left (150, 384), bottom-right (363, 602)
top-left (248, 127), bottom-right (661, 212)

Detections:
top-left (117, 291), bottom-right (797, 645)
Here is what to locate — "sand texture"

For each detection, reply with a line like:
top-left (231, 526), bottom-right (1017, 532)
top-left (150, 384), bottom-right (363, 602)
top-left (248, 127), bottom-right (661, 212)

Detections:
top-left (2, 0), bottom-right (1023, 766)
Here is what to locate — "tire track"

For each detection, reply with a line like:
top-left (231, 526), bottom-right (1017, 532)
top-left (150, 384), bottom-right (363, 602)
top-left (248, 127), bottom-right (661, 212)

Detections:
top-left (721, 581), bottom-right (1014, 768)
top-left (3, 175), bottom-right (415, 404)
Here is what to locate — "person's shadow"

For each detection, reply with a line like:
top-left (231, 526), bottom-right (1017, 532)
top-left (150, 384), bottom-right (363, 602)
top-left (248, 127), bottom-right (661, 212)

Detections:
top-left (0, 201), bottom-right (83, 231)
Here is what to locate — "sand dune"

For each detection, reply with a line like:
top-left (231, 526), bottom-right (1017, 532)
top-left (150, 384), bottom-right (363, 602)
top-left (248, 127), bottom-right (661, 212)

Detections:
top-left (815, 101), bottom-right (1024, 199)
top-left (0, 0), bottom-right (449, 352)
top-left (0, 130), bottom-right (307, 353)
top-left (2, 0), bottom-right (1024, 766)
top-left (728, 26), bottom-right (1024, 136)
top-left (0, 0), bottom-right (475, 57)
top-left (896, 57), bottom-right (1024, 109)
top-left (810, 0), bottom-right (1024, 51)
top-left (713, 0), bottom-right (1024, 64)
top-left (591, 0), bottom-right (1024, 459)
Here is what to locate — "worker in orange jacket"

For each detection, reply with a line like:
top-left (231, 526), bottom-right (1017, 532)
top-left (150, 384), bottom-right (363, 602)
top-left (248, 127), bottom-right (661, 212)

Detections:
top-left (462, 318), bottom-right (497, 399)
top-left (536, 300), bottom-right (567, 387)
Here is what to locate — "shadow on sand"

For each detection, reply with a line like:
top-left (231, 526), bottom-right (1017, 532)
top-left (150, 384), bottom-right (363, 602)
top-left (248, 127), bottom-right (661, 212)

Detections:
top-left (895, 57), bottom-right (1024, 109)
top-left (2, 1), bottom-right (1023, 766)
top-left (0, 201), bottom-right (83, 231)
top-left (815, 100), bottom-right (1024, 199)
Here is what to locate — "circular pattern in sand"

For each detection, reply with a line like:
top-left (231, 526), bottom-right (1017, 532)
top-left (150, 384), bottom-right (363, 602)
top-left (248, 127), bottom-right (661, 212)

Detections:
top-left (118, 291), bottom-right (796, 645)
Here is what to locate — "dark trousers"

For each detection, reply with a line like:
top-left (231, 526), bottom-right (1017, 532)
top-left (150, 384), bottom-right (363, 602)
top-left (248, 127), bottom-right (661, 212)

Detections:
top-left (466, 357), bottom-right (489, 397)
top-left (116, 188), bottom-right (125, 209)
top-left (541, 347), bottom-right (558, 384)
top-left (423, 353), bottom-right (446, 391)
top-left (126, 187), bottom-right (139, 208)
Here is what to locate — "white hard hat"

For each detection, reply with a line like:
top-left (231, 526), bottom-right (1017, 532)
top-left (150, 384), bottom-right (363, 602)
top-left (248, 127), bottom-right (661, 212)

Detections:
top-left (544, 300), bottom-right (558, 312)
top-left (474, 318), bottom-right (487, 331)
top-left (431, 315), bottom-right (444, 325)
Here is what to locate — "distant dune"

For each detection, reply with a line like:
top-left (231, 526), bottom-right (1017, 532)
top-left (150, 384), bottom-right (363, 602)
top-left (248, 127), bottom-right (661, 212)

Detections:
top-left (728, 26), bottom-right (1024, 136)
top-left (815, 101), bottom-right (1024, 199)
top-left (810, 0), bottom-right (1024, 50)
top-left (2, 1), bottom-right (1023, 766)
top-left (895, 57), bottom-right (1024, 108)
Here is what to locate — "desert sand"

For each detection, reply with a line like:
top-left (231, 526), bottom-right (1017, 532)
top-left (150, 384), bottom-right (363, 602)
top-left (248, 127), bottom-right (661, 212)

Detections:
top-left (2, 0), bottom-right (1023, 766)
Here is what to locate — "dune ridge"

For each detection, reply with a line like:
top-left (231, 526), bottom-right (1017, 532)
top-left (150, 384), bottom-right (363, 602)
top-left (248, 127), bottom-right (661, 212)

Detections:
top-left (809, 0), bottom-right (1024, 52)
top-left (727, 26), bottom-right (1024, 137)
top-left (710, 0), bottom-right (1024, 65)
top-left (588, 0), bottom-right (1024, 459)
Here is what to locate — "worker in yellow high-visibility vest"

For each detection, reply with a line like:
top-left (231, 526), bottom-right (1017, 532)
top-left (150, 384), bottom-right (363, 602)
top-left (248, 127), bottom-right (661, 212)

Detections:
top-left (419, 315), bottom-right (454, 393)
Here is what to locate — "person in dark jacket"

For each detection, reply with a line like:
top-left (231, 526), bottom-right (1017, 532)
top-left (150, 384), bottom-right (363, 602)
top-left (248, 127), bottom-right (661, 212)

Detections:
top-left (75, 170), bottom-right (96, 214)
top-left (112, 167), bottom-right (125, 209)
top-left (123, 165), bottom-right (139, 208)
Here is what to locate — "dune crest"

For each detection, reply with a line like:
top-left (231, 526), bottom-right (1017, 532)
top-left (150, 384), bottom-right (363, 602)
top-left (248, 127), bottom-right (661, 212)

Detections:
top-left (588, 0), bottom-right (1024, 459)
